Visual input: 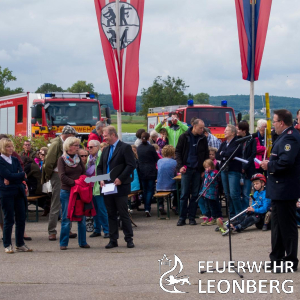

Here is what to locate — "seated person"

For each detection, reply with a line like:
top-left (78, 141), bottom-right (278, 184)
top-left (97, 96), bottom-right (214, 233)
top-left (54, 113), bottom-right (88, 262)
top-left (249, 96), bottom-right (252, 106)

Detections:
top-left (21, 156), bottom-right (50, 215)
top-left (219, 173), bottom-right (271, 235)
top-left (156, 145), bottom-right (177, 215)
top-left (21, 156), bottom-right (42, 196)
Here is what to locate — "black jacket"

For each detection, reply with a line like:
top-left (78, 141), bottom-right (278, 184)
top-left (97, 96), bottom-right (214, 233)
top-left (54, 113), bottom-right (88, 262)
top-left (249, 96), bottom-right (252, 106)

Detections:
top-left (241, 134), bottom-right (257, 179)
top-left (97, 140), bottom-right (135, 196)
top-left (137, 143), bottom-right (159, 180)
top-left (24, 162), bottom-right (42, 196)
top-left (175, 128), bottom-right (209, 173)
top-left (216, 136), bottom-right (243, 173)
top-left (266, 127), bottom-right (300, 200)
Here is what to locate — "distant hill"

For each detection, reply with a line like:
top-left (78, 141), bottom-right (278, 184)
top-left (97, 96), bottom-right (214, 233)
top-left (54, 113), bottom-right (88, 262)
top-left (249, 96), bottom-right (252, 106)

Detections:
top-left (97, 93), bottom-right (300, 116)
top-left (97, 93), bottom-right (142, 114)
top-left (209, 95), bottom-right (300, 115)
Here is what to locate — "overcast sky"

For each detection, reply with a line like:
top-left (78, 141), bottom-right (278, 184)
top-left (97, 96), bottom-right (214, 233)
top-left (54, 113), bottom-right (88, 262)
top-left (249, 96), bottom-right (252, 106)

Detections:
top-left (1, 0), bottom-right (299, 99)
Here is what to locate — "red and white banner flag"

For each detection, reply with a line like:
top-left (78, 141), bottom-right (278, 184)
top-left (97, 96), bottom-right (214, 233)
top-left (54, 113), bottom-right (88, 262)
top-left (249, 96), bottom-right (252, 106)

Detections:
top-left (94, 0), bottom-right (145, 112)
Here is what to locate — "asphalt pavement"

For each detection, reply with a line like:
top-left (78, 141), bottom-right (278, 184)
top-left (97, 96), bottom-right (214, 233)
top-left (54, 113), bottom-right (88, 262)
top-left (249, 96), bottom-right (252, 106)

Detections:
top-left (0, 205), bottom-right (299, 300)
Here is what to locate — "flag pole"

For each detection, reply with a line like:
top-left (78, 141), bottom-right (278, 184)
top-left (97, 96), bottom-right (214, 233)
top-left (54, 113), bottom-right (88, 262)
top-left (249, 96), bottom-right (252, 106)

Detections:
top-left (115, 0), bottom-right (122, 139)
top-left (249, 0), bottom-right (255, 134)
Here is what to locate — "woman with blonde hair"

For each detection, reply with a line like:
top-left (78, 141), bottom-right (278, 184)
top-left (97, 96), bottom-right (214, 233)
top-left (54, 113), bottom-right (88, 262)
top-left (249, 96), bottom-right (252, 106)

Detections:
top-left (58, 137), bottom-right (89, 250)
top-left (0, 138), bottom-right (31, 253)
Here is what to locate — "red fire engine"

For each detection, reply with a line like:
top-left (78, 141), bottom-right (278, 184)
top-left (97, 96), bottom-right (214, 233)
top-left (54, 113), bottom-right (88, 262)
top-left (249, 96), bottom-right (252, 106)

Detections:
top-left (147, 100), bottom-right (241, 141)
top-left (0, 92), bottom-right (111, 140)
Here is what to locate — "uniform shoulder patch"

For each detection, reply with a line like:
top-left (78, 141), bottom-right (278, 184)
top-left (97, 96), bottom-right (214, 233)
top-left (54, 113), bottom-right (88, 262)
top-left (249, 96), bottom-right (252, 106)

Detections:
top-left (284, 144), bottom-right (291, 151)
top-left (287, 130), bottom-right (292, 134)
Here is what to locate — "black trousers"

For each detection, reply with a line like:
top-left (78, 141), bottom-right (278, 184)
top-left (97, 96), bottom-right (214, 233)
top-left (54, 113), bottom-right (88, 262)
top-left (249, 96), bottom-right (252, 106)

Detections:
top-left (270, 200), bottom-right (298, 268)
top-left (104, 194), bottom-right (133, 243)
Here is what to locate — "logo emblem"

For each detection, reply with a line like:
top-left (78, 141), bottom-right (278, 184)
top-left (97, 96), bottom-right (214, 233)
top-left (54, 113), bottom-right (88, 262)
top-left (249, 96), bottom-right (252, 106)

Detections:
top-left (101, 2), bottom-right (140, 49)
top-left (158, 254), bottom-right (191, 294)
top-left (284, 144), bottom-right (291, 151)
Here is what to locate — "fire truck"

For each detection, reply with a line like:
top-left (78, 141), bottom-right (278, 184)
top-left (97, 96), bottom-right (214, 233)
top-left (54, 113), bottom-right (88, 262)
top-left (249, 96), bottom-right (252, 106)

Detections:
top-left (0, 92), bottom-right (111, 140)
top-left (147, 100), bottom-right (241, 141)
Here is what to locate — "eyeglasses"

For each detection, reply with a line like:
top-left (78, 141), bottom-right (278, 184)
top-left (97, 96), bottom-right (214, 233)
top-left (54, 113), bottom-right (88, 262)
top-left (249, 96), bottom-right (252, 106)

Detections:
top-left (272, 120), bottom-right (282, 124)
top-left (72, 144), bottom-right (80, 147)
top-left (39, 153), bottom-right (45, 156)
top-left (87, 146), bottom-right (96, 149)
top-left (80, 155), bottom-right (88, 158)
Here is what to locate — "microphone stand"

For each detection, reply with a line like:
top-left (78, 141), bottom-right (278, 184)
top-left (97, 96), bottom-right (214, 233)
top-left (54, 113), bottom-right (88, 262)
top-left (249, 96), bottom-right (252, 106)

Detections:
top-left (198, 142), bottom-right (244, 278)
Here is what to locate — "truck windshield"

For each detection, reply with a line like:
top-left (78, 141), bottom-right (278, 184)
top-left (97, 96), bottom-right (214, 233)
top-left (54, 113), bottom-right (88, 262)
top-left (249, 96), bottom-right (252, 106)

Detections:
top-left (46, 102), bottom-right (100, 126)
top-left (186, 108), bottom-right (235, 127)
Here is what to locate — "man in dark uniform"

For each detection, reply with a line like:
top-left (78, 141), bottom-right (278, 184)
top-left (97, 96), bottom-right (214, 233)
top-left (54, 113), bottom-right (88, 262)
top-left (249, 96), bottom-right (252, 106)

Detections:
top-left (261, 109), bottom-right (300, 273)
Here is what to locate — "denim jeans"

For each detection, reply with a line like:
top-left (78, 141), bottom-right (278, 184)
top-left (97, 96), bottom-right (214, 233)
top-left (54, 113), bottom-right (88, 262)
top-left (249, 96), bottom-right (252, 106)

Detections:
top-left (92, 195), bottom-right (109, 234)
top-left (60, 189), bottom-right (87, 247)
top-left (180, 168), bottom-right (201, 221)
top-left (241, 175), bottom-right (252, 210)
top-left (204, 197), bottom-right (221, 219)
top-left (221, 171), bottom-right (242, 218)
top-left (0, 189), bottom-right (26, 248)
top-left (141, 179), bottom-right (155, 212)
top-left (198, 196), bottom-right (207, 216)
top-left (232, 212), bottom-right (264, 232)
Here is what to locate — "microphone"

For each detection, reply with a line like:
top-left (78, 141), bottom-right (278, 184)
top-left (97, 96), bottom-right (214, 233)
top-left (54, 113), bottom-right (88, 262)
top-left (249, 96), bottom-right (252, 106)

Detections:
top-left (235, 135), bottom-right (252, 143)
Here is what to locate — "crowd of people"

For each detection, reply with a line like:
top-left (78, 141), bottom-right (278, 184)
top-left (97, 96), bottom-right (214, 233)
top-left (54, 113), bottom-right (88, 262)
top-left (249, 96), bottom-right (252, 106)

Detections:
top-left (1, 110), bottom-right (300, 273)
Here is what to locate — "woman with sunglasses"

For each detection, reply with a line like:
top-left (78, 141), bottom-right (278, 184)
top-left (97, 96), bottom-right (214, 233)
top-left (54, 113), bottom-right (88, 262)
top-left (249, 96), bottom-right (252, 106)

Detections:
top-left (38, 147), bottom-right (48, 171)
top-left (78, 149), bottom-right (89, 165)
top-left (86, 140), bottom-right (109, 238)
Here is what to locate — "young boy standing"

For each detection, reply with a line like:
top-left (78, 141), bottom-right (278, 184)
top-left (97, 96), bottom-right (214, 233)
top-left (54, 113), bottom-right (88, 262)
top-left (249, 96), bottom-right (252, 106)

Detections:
top-left (219, 173), bottom-right (271, 235)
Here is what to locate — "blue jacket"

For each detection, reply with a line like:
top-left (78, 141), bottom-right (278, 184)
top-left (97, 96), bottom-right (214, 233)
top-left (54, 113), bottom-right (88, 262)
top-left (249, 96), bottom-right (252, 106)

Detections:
top-left (252, 189), bottom-right (271, 214)
top-left (200, 169), bottom-right (219, 200)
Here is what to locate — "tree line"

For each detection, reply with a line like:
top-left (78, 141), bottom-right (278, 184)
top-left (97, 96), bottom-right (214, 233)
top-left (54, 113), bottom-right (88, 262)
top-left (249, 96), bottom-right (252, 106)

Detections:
top-left (2, 65), bottom-right (299, 118)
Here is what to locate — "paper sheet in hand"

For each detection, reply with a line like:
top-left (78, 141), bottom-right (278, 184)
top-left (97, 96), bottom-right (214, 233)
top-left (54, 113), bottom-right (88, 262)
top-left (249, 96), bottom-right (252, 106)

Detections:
top-left (254, 158), bottom-right (262, 164)
top-left (102, 183), bottom-right (117, 195)
top-left (233, 157), bottom-right (248, 164)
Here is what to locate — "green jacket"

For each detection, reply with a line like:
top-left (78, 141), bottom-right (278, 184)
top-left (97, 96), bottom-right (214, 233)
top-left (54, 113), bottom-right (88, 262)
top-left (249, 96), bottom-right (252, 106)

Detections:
top-left (42, 136), bottom-right (63, 183)
top-left (86, 149), bottom-right (102, 196)
top-left (155, 120), bottom-right (188, 148)
top-left (20, 149), bottom-right (36, 160)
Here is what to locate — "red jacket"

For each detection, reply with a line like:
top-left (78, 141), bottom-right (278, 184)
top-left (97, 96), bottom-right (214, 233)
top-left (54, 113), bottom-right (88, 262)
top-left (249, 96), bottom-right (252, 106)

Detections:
top-left (68, 175), bottom-right (96, 221)
top-left (87, 130), bottom-right (105, 146)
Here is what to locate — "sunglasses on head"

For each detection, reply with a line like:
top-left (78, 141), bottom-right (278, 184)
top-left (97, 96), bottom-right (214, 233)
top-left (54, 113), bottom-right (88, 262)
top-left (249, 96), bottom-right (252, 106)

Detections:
top-left (80, 155), bottom-right (88, 158)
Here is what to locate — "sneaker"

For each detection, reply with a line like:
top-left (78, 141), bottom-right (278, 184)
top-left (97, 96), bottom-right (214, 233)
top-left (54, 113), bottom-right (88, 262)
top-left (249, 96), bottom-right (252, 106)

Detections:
top-left (145, 211), bottom-right (151, 217)
top-left (16, 244), bottom-right (33, 252)
top-left (262, 224), bottom-right (268, 231)
top-left (207, 218), bottom-right (217, 225)
top-left (5, 245), bottom-right (14, 254)
top-left (217, 218), bottom-right (227, 231)
top-left (219, 227), bottom-right (227, 234)
top-left (222, 228), bottom-right (230, 236)
top-left (201, 218), bottom-right (209, 226)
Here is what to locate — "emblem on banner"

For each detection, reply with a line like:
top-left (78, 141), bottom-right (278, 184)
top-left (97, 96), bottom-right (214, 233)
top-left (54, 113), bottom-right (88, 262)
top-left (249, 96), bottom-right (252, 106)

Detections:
top-left (101, 2), bottom-right (140, 49)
